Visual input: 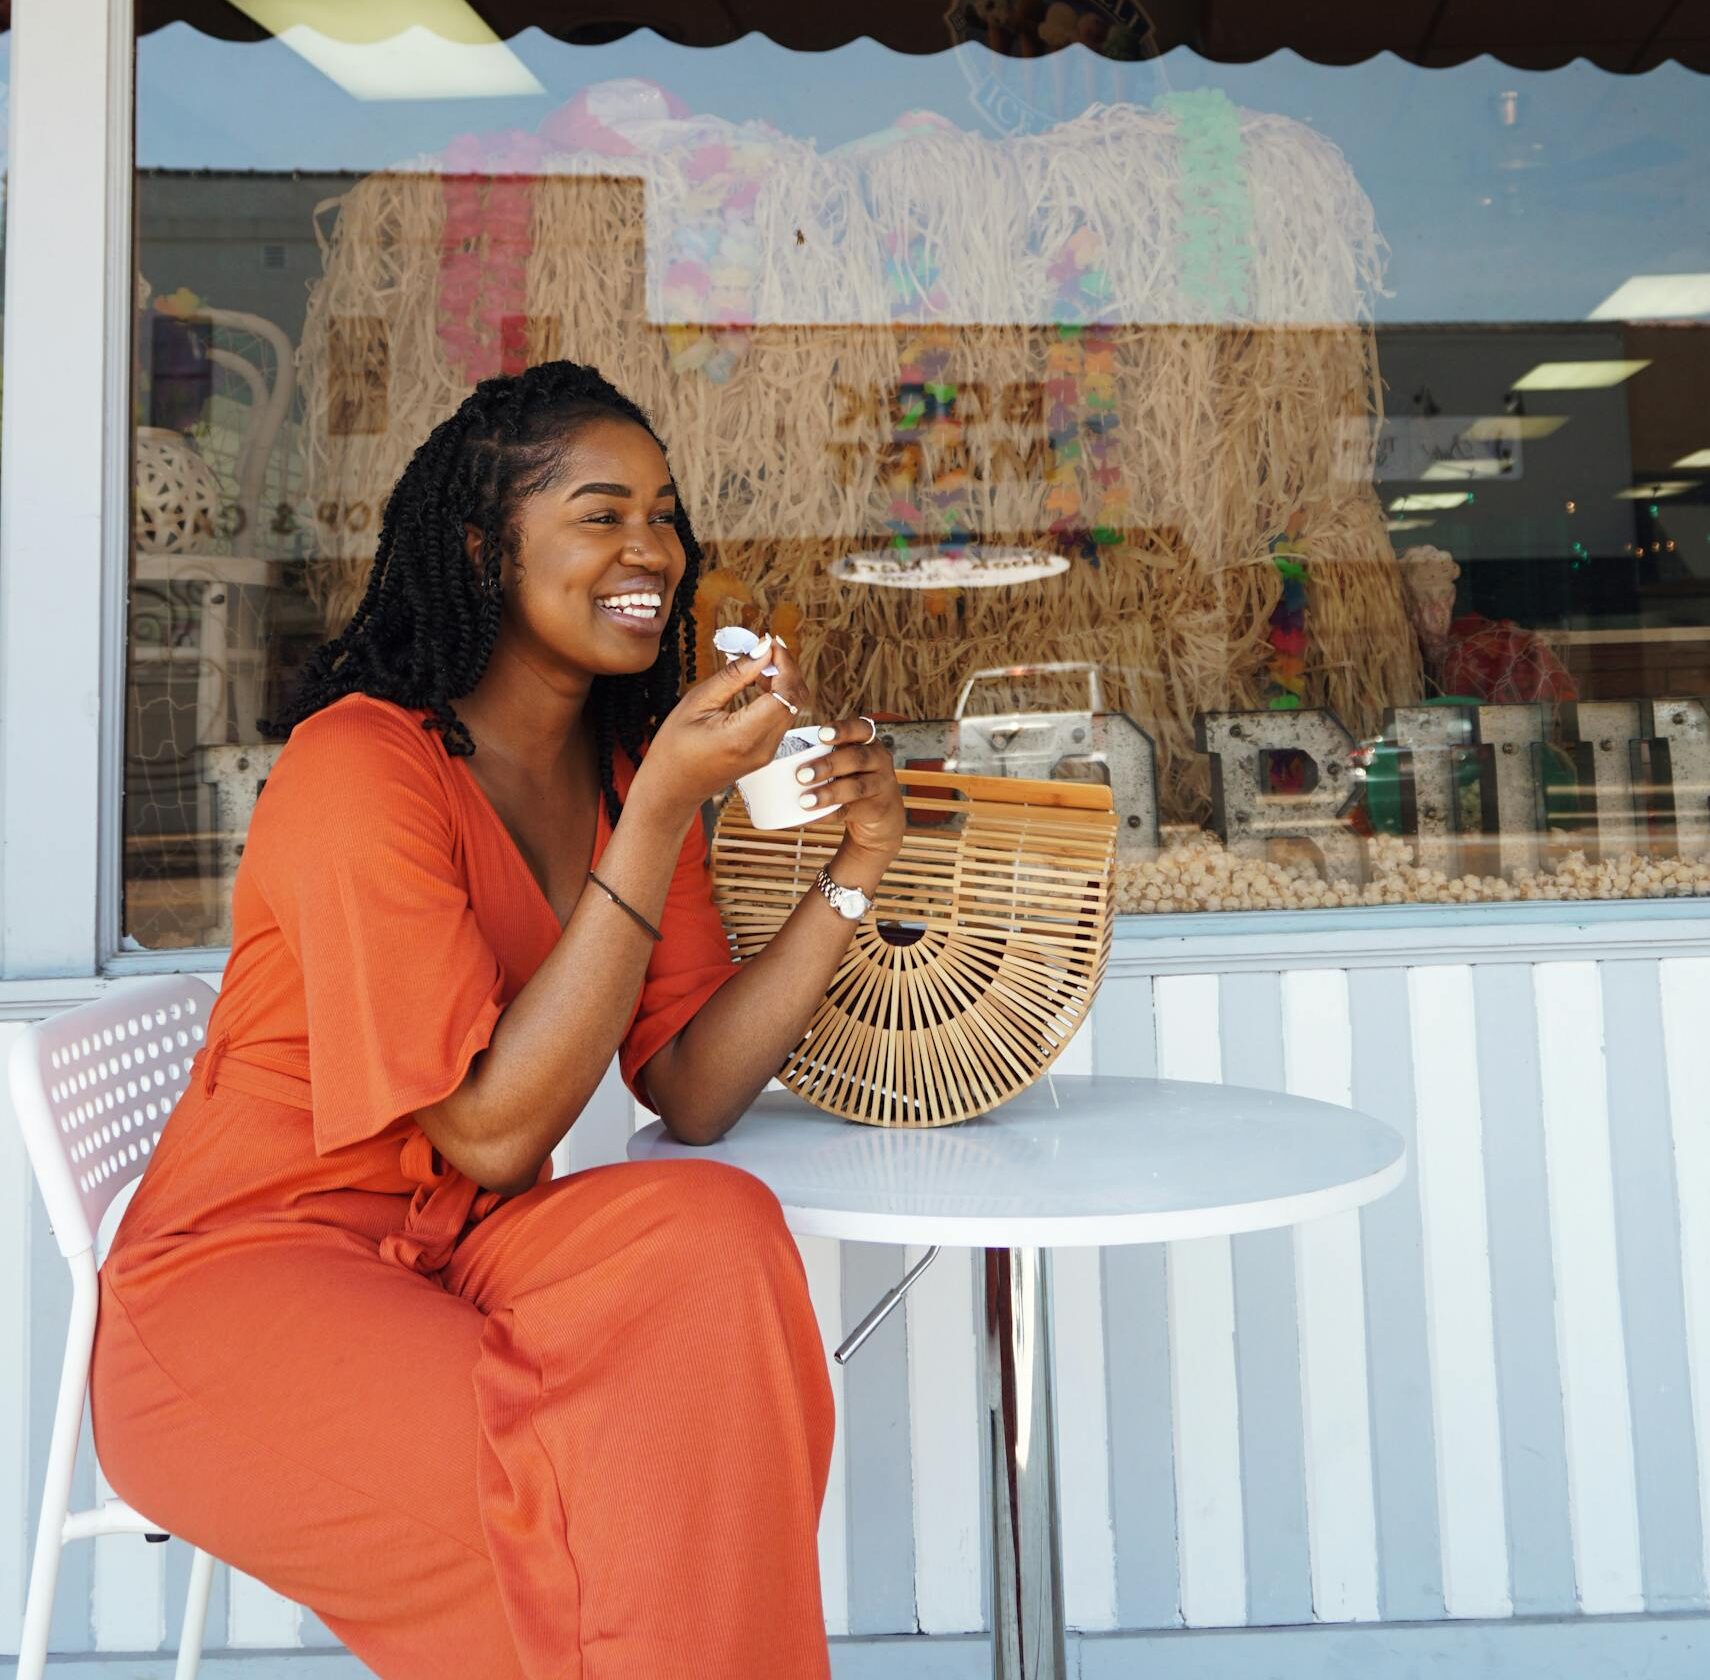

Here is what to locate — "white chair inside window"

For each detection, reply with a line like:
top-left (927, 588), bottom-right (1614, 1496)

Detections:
top-left (127, 303), bottom-right (300, 948)
top-left (132, 304), bottom-right (299, 749)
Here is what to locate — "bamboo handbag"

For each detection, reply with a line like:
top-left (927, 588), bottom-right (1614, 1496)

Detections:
top-left (710, 769), bottom-right (1118, 1126)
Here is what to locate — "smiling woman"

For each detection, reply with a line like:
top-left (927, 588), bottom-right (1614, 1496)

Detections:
top-left (92, 353), bottom-right (909, 1678)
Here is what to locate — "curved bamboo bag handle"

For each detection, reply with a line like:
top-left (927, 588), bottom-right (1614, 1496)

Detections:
top-left (711, 769), bottom-right (1118, 1126)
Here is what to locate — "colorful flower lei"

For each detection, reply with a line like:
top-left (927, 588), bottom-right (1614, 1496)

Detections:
top-left (1263, 513), bottom-right (1309, 711)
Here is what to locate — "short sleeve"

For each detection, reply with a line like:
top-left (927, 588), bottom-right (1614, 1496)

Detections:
top-left (618, 811), bottom-right (740, 1111)
top-left (250, 701), bottom-right (504, 1154)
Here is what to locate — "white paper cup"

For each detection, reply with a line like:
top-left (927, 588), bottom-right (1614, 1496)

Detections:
top-left (735, 727), bottom-right (842, 830)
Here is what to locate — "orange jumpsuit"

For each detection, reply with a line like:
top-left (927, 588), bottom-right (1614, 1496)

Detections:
top-left (91, 696), bottom-right (836, 1680)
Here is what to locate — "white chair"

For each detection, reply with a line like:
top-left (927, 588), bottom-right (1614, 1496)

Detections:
top-left (8, 976), bottom-right (221, 1679)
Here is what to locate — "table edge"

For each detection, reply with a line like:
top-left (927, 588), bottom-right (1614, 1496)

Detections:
top-left (764, 1151), bottom-right (1406, 1248)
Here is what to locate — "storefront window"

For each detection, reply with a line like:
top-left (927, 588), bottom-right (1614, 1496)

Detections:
top-left (125, 9), bottom-right (1710, 946)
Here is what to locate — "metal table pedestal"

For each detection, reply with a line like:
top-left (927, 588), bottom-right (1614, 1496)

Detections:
top-left (984, 1245), bottom-right (1066, 1680)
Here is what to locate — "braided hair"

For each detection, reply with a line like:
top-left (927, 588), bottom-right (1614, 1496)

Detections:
top-left (264, 361), bottom-right (700, 825)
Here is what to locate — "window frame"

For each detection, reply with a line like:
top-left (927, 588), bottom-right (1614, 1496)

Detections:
top-left (0, 0), bottom-right (144, 980)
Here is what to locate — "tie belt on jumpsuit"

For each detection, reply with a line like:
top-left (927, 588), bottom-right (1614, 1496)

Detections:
top-left (198, 1034), bottom-right (498, 1275)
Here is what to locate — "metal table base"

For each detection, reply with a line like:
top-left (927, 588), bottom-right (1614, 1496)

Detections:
top-left (983, 1246), bottom-right (1066, 1680)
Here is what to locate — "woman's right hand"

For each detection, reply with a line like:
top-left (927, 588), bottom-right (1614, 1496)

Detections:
top-left (629, 636), bottom-right (812, 816)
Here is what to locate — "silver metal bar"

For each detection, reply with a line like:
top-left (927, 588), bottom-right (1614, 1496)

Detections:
top-left (984, 1246), bottom-right (1067, 1680)
top-left (833, 1244), bottom-right (941, 1364)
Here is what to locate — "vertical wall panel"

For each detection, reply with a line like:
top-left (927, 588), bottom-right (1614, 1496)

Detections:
top-left (1, 1025), bottom-right (31, 1649)
top-left (1281, 969), bottom-right (1380, 1625)
top-left (91, 1461), bottom-right (163, 1651)
top-left (1471, 965), bottom-right (1576, 1617)
top-left (841, 1241), bottom-right (917, 1633)
top-left (1350, 967), bottom-right (1444, 1623)
top-left (1219, 972), bottom-right (1311, 1628)
top-left (1155, 975), bottom-right (1244, 1626)
top-left (1660, 956), bottom-right (1710, 1607)
top-left (1598, 960), bottom-right (1706, 1610)
top-left (1094, 975), bottom-right (1180, 1630)
top-left (1408, 965), bottom-right (1510, 1619)
top-left (226, 1570), bottom-right (301, 1648)
top-left (906, 1244), bottom-right (981, 1634)
top-left (1052, 1243), bottom-right (1118, 1631)
top-left (1167, 1235), bottom-right (1246, 1628)
top-left (797, 1234), bottom-right (850, 1637)
top-left (1055, 1017), bottom-right (1094, 1078)
top-left (1533, 961), bottom-right (1643, 1615)
top-left (1153, 976), bottom-right (1221, 1089)
top-left (1093, 975), bottom-right (1158, 1085)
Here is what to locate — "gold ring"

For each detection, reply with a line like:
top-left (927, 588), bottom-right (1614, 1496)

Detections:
top-left (768, 691), bottom-right (800, 716)
top-left (859, 716), bottom-right (879, 745)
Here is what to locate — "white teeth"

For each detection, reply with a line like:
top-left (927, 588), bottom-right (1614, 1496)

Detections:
top-left (597, 591), bottom-right (662, 617)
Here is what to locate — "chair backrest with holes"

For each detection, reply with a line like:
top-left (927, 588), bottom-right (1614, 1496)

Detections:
top-left (8, 977), bottom-right (218, 1259)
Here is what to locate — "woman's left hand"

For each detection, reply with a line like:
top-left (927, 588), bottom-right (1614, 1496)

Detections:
top-left (796, 719), bottom-right (905, 865)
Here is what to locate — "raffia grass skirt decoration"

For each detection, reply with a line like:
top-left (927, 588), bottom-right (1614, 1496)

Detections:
top-left (299, 102), bottom-right (1421, 825)
top-left (711, 769), bottom-right (1117, 1127)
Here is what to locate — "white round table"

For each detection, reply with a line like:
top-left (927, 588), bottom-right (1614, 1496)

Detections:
top-left (629, 1073), bottom-right (1406, 1680)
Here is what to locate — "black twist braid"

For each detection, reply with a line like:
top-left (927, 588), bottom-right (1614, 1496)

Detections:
top-left (264, 360), bottom-right (703, 824)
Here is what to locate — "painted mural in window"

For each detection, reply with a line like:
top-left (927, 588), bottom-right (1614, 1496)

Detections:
top-left (124, 11), bottom-right (1710, 946)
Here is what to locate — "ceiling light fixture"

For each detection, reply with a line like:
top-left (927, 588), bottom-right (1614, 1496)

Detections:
top-left (1613, 482), bottom-right (1696, 500)
top-left (228, 1), bottom-right (543, 101)
top-left (1389, 492), bottom-right (1471, 513)
top-left (1462, 415), bottom-right (1569, 442)
top-left (1511, 360), bottom-right (1651, 392)
top-left (1422, 459), bottom-right (1515, 482)
top-left (1588, 274), bottom-right (1710, 321)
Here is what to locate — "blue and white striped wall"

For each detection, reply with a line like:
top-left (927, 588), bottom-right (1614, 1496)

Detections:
top-left (7, 908), bottom-right (1710, 1673)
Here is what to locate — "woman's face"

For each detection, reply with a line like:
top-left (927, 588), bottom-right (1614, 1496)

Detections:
top-left (492, 417), bottom-right (687, 681)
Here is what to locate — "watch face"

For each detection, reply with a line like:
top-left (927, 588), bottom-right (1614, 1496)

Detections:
top-left (818, 868), bottom-right (869, 920)
top-left (836, 885), bottom-right (869, 919)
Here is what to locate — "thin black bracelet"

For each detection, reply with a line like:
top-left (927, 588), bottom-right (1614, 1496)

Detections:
top-left (585, 870), bottom-right (664, 942)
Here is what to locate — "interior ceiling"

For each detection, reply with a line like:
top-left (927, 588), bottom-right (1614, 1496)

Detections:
top-left (131, 1), bottom-right (1710, 74)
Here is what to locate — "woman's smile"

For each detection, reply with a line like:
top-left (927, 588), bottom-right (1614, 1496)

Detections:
top-left (592, 585), bottom-right (668, 636)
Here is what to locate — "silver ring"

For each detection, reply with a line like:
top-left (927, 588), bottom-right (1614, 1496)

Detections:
top-left (768, 691), bottom-right (800, 717)
top-left (859, 715), bottom-right (878, 745)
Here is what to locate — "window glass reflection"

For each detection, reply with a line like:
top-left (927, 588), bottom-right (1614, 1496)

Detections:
top-left (124, 18), bottom-right (1710, 944)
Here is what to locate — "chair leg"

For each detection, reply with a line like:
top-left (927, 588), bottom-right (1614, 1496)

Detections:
top-left (14, 1525), bottom-right (66, 1680)
top-left (172, 1547), bottom-right (217, 1680)
top-left (17, 1266), bottom-right (100, 1680)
